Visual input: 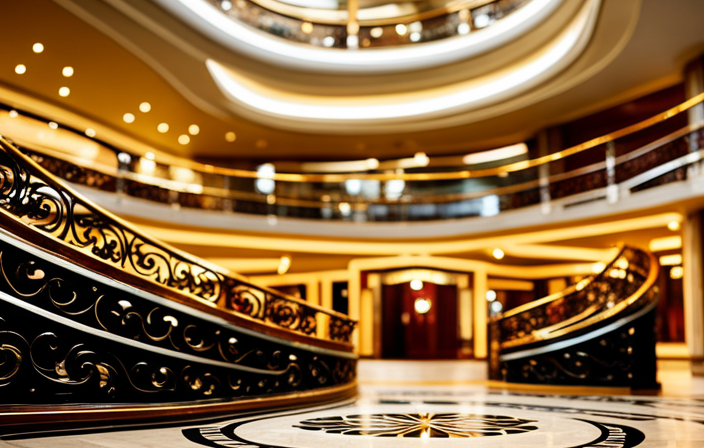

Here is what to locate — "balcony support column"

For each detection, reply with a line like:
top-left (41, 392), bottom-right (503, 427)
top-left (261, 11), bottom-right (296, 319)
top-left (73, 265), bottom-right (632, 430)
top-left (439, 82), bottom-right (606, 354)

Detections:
top-left (683, 211), bottom-right (704, 374)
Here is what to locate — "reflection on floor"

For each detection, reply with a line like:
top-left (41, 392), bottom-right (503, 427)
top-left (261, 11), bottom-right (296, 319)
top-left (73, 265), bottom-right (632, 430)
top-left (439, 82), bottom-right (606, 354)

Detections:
top-left (4, 360), bottom-right (704, 447)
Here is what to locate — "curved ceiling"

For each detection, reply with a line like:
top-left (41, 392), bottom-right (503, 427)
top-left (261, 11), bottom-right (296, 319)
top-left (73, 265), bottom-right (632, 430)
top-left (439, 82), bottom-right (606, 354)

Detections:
top-left (0, 0), bottom-right (701, 160)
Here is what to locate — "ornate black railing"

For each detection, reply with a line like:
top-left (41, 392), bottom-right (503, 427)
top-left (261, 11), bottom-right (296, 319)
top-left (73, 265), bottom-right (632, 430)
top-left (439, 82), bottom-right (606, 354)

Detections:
top-left (488, 246), bottom-right (659, 388)
top-left (0, 137), bottom-right (355, 344)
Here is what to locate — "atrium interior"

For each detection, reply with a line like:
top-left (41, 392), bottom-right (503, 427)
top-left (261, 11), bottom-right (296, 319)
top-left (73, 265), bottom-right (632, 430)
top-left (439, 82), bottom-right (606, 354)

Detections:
top-left (2, 0), bottom-right (704, 446)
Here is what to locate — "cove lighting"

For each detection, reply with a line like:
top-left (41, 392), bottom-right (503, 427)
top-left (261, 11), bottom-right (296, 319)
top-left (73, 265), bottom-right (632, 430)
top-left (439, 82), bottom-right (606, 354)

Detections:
top-left (205, 0), bottom-right (596, 122)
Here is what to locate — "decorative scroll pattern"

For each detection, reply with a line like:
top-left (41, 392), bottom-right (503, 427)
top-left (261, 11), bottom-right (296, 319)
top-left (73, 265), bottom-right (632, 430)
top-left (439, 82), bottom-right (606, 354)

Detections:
top-left (0, 240), bottom-right (355, 385)
top-left (0, 296), bottom-right (355, 405)
top-left (295, 413), bottom-right (538, 437)
top-left (497, 247), bottom-right (651, 346)
top-left (0, 141), bottom-right (355, 342)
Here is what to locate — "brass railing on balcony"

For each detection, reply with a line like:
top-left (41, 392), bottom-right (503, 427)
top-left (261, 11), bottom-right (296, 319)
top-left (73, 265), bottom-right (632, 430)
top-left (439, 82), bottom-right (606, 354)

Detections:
top-left (488, 245), bottom-right (659, 388)
top-left (0, 137), bottom-right (355, 345)
top-left (5, 92), bottom-right (704, 224)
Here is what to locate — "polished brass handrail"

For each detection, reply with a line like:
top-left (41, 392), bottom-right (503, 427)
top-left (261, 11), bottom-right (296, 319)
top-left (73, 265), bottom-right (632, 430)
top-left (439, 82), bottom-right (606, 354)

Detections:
top-left (0, 137), bottom-right (355, 343)
top-left (23, 117), bottom-right (702, 213)
top-left (77, 91), bottom-right (700, 184)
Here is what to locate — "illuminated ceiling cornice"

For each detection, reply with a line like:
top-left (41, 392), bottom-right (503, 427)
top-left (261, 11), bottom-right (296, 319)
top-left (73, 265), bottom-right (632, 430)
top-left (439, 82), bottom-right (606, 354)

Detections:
top-left (206, 0), bottom-right (600, 132)
top-left (153, 0), bottom-right (565, 74)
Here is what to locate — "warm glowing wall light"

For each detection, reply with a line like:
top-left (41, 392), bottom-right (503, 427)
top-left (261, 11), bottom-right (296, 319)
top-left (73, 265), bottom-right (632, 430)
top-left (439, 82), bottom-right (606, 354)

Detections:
top-left (659, 254), bottom-right (683, 266)
top-left (649, 236), bottom-right (682, 252)
top-left (414, 298), bottom-right (431, 314)
top-left (277, 255), bottom-right (292, 275)
top-left (492, 248), bottom-right (505, 260)
top-left (591, 262), bottom-right (606, 274)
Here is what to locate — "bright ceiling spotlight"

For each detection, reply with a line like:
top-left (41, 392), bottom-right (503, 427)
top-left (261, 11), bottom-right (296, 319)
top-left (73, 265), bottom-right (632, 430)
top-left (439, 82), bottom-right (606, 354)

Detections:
top-left (123, 113), bottom-right (135, 123)
top-left (32, 43), bottom-right (44, 53)
top-left (339, 202), bottom-right (352, 216)
top-left (188, 124), bottom-right (200, 135)
top-left (414, 298), bottom-right (431, 314)
top-left (85, 128), bottom-right (96, 137)
top-left (157, 123), bottom-right (169, 133)
top-left (145, 152), bottom-right (155, 160)
top-left (8, 110), bottom-right (18, 118)
top-left (492, 248), bottom-right (505, 260)
top-left (48, 122), bottom-right (58, 130)
top-left (410, 279), bottom-right (423, 291)
top-left (178, 134), bottom-right (190, 145)
top-left (486, 290), bottom-right (497, 302)
top-left (366, 158), bottom-right (379, 169)
top-left (370, 27), bottom-right (383, 38)
top-left (62, 66), bottom-right (74, 77)
top-left (457, 22), bottom-right (470, 35)
top-left (58, 87), bottom-right (70, 97)
top-left (670, 266), bottom-right (684, 280)
top-left (139, 102), bottom-right (151, 113)
top-left (395, 24), bottom-right (407, 36)
top-left (14, 64), bottom-right (26, 75)
top-left (491, 301), bottom-right (503, 314)
top-left (668, 221), bottom-right (681, 231)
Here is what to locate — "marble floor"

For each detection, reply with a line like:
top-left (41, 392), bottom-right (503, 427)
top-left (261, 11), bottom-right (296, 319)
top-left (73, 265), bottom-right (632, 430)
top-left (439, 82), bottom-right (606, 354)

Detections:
top-left (4, 360), bottom-right (704, 448)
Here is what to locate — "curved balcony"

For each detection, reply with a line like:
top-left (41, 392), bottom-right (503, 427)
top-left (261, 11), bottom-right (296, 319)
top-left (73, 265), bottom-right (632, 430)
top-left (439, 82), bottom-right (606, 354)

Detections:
top-left (2, 92), bottom-right (702, 230)
top-left (488, 246), bottom-right (659, 389)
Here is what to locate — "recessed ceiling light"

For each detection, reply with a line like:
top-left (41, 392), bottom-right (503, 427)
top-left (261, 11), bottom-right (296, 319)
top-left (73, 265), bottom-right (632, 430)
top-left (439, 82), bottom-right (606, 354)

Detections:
top-left (322, 36), bottom-right (335, 47)
top-left (178, 134), bottom-right (190, 145)
top-left (225, 131), bottom-right (236, 142)
top-left (62, 66), bottom-right (74, 77)
top-left (139, 102), bottom-right (151, 113)
top-left (123, 113), bottom-right (135, 123)
top-left (395, 24), bottom-right (407, 36)
top-left (667, 221), bottom-right (681, 231)
top-left (14, 64), bottom-right (26, 75)
top-left (48, 122), bottom-right (58, 130)
top-left (409, 32), bottom-right (421, 42)
top-left (457, 22), bottom-right (470, 35)
top-left (58, 87), bottom-right (70, 97)
top-left (157, 123), bottom-right (169, 133)
top-left (85, 128), bottom-right (96, 137)
top-left (492, 248), bottom-right (505, 260)
top-left (32, 43), bottom-right (44, 53)
top-left (145, 152), bottom-right (155, 160)
top-left (8, 110), bottom-right (18, 118)
top-left (188, 124), bottom-right (200, 135)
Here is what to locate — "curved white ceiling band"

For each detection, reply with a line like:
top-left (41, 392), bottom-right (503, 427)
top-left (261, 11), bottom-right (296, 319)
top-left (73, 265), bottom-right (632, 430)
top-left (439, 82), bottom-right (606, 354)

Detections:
top-left (206, 0), bottom-right (599, 126)
top-left (152, 0), bottom-right (565, 73)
